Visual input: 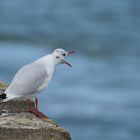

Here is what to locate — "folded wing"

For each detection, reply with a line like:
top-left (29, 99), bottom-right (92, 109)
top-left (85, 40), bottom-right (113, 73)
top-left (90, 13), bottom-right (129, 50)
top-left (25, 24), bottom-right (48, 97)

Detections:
top-left (5, 63), bottom-right (48, 99)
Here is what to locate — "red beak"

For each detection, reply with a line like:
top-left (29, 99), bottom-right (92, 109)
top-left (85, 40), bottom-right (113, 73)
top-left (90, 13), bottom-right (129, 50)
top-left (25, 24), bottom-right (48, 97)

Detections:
top-left (63, 50), bottom-right (75, 67)
top-left (63, 61), bottom-right (72, 67)
top-left (67, 51), bottom-right (75, 55)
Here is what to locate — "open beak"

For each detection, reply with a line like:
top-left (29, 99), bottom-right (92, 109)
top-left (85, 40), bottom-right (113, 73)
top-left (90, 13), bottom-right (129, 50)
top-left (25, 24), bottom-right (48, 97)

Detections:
top-left (63, 61), bottom-right (72, 67)
top-left (63, 50), bottom-right (75, 67)
top-left (67, 50), bottom-right (75, 55)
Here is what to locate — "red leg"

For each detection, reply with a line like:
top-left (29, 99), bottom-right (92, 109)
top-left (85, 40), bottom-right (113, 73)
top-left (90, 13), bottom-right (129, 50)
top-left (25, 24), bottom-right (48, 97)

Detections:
top-left (28, 97), bottom-right (46, 118)
top-left (33, 96), bottom-right (38, 112)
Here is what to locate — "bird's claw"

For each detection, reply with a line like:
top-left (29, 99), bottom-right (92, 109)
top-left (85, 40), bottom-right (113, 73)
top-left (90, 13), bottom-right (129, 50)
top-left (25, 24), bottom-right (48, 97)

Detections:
top-left (28, 109), bottom-right (46, 118)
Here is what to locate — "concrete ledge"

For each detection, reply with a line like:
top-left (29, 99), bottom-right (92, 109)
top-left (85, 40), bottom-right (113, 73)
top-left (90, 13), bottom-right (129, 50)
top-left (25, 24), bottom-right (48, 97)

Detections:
top-left (0, 100), bottom-right (35, 114)
top-left (0, 113), bottom-right (71, 140)
top-left (0, 82), bottom-right (71, 140)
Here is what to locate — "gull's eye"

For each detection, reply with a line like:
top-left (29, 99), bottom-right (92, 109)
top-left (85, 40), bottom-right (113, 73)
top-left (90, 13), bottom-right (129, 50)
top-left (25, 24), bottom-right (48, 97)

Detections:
top-left (56, 56), bottom-right (59, 59)
top-left (63, 53), bottom-right (66, 56)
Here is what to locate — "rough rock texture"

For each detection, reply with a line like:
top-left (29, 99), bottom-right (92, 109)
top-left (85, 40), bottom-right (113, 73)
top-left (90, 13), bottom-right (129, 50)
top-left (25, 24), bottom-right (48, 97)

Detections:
top-left (0, 82), bottom-right (8, 90)
top-left (0, 82), bottom-right (8, 94)
top-left (0, 113), bottom-right (71, 140)
top-left (0, 100), bottom-right (35, 114)
top-left (0, 82), bottom-right (71, 140)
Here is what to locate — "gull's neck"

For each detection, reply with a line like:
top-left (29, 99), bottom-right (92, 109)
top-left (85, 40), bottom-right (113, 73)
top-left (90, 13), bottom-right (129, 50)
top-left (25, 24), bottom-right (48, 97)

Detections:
top-left (35, 54), bottom-right (55, 67)
top-left (34, 54), bottom-right (55, 76)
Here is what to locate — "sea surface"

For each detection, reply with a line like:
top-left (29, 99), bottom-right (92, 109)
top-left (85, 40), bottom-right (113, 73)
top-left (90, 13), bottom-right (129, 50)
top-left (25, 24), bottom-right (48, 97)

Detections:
top-left (0, 0), bottom-right (140, 140)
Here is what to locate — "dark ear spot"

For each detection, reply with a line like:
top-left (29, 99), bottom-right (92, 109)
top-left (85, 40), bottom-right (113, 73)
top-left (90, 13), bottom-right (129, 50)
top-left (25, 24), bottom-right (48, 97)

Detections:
top-left (56, 56), bottom-right (59, 58)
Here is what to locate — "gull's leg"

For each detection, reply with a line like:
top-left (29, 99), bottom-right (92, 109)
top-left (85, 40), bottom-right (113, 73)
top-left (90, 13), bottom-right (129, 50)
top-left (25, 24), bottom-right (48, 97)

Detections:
top-left (28, 96), bottom-right (46, 118)
top-left (35, 97), bottom-right (46, 118)
top-left (35, 97), bottom-right (38, 112)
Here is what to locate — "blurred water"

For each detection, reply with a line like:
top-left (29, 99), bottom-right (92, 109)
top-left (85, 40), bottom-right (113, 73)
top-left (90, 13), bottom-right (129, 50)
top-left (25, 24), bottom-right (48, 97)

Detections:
top-left (0, 0), bottom-right (140, 140)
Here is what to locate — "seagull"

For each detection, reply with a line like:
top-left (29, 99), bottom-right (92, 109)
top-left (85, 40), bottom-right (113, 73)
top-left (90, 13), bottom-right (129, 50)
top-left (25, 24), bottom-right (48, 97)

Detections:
top-left (0, 48), bottom-right (75, 117)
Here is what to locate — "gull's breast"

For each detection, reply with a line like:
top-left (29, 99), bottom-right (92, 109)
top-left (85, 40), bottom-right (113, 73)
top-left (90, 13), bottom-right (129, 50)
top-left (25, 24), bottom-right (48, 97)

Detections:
top-left (37, 65), bottom-right (54, 92)
top-left (37, 78), bottom-right (50, 92)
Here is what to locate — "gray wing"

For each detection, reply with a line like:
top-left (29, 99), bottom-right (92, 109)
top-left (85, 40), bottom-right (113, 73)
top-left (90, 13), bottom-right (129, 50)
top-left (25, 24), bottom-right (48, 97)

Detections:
top-left (6, 63), bottom-right (48, 96)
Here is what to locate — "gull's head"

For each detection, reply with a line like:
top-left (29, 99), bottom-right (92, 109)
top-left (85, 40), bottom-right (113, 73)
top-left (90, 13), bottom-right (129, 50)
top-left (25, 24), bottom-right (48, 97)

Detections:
top-left (52, 48), bottom-right (75, 67)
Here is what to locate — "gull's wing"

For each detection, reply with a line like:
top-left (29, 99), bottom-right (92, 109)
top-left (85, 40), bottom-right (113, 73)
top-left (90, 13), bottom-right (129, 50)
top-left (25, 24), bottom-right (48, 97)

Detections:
top-left (5, 63), bottom-right (48, 98)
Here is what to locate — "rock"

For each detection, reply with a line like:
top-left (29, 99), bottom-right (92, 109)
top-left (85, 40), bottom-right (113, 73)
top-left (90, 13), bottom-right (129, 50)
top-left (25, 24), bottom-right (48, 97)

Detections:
top-left (0, 82), bottom-right (71, 140)
top-left (0, 100), bottom-right (35, 114)
top-left (0, 82), bottom-right (8, 94)
top-left (0, 113), bottom-right (71, 140)
top-left (0, 82), bottom-right (8, 90)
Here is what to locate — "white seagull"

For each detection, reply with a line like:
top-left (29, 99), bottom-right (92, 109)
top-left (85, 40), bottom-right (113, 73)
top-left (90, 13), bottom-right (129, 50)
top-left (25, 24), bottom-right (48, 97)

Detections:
top-left (0, 48), bottom-right (75, 117)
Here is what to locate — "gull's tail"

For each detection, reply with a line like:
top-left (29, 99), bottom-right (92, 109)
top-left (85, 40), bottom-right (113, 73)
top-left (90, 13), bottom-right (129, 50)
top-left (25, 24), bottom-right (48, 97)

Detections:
top-left (0, 93), bottom-right (6, 100)
top-left (0, 90), bottom-right (21, 102)
top-left (0, 93), bottom-right (15, 102)
top-left (0, 89), bottom-right (10, 102)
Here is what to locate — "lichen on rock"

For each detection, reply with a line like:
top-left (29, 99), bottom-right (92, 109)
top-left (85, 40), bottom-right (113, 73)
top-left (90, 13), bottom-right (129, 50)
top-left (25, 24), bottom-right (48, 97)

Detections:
top-left (0, 82), bottom-right (8, 90)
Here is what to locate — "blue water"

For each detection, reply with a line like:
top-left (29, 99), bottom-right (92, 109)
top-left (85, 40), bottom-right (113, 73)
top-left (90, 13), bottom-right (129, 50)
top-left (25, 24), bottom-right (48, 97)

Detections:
top-left (0, 0), bottom-right (140, 140)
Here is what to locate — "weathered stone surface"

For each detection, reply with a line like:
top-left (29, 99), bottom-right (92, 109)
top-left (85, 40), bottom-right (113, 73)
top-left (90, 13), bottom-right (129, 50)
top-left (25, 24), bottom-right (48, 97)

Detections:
top-left (0, 100), bottom-right (35, 114)
top-left (0, 82), bottom-right (71, 140)
top-left (0, 82), bottom-right (8, 90)
top-left (0, 82), bottom-right (8, 94)
top-left (0, 113), bottom-right (71, 140)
